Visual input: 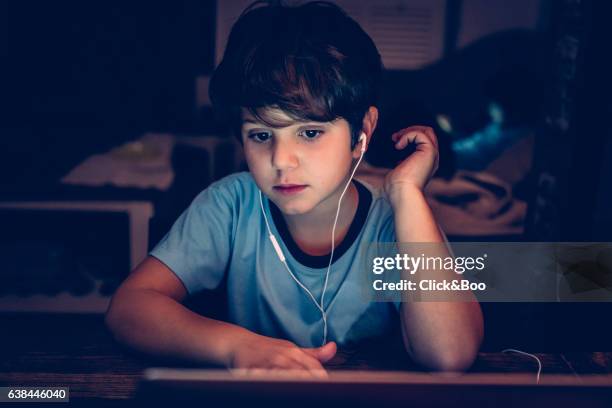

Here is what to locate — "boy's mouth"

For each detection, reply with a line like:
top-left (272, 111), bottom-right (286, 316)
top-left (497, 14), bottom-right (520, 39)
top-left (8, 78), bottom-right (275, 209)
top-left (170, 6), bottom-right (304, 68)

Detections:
top-left (273, 184), bottom-right (308, 195)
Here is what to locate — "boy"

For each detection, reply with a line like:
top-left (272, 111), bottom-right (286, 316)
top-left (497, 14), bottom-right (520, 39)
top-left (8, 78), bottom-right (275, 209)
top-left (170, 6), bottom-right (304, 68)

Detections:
top-left (105, 1), bottom-right (483, 375)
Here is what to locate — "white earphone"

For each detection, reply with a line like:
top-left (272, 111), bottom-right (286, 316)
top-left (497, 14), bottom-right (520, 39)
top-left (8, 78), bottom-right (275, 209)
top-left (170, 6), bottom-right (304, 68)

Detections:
top-left (359, 132), bottom-right (367, 153)
top-left (259, 132), bottom-right (367, 346)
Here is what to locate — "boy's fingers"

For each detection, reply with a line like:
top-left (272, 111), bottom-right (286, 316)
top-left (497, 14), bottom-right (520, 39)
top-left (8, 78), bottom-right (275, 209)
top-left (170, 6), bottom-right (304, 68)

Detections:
top-left (302, 341), bottom-right (337, 363)
top-left (394, 131), bottom-right (417, 149)
top-left (397, 135), bottom-right (438, 156)
top-left (393, 126), bottom-right (438, 149)
top-left (250, 346), bottom-right (328, 377)
top-left (425, 127), bottom-right (438, 146)
top-left (297, 353), bottom-right (327, 371)
top-left (268, 352), bottom-right (328, 378)
top-left (245, 368), bottom-right (270, 376)
top-left (308, 368), bottom-right (329, 379)
top-left (246, 368), bottom-right (326, 379)
top-left (318, 341), bottom-right (338, 363)
top-left (294, 356), bottom-right (329, 379)
top-left (294, 356), bottom-right (329, 378)
top-left (396, 130), bottom-right (431, 149)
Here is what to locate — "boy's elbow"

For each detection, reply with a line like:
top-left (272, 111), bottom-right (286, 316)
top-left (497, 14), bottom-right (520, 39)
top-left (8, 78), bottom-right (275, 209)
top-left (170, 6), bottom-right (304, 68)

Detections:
top-left (411, 331), bottom-right (482, 372)
top-left (427, 348), bottom-right (478, 372)
top-left (104, 303), bottom-right (121, 337)
top-left (427, 311), bottom-right (484, 372)
top-left (429, 331), bottom-right (482, 372)
top-left (104, 294), bottom-right (130, 340)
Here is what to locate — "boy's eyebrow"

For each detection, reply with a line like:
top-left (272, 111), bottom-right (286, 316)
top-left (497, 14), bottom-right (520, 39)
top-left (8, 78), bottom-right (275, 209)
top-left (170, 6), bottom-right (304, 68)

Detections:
top-left (242, 118), bottom-right (331, 127)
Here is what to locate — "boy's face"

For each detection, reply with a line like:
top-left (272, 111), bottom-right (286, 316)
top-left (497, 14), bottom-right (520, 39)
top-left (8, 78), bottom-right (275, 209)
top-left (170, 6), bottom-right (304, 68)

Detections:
top-left (241, 107), bottom-right (361, 217)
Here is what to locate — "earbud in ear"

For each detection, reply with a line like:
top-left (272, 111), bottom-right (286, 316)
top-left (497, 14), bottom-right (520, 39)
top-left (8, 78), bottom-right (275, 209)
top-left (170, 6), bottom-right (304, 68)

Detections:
top-left (359, 133), bottom-right (367, 154)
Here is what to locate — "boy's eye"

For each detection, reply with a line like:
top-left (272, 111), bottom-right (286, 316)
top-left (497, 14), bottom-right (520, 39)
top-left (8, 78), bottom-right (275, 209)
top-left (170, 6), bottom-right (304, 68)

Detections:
top-left (248, 131), bottom-right (271, 143)
top-left (300, 129), bottom-right (323, 140)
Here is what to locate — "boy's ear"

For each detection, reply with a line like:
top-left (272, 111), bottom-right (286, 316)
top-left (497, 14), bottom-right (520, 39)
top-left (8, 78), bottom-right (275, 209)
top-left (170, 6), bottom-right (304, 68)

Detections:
top-left (353, 106), bottom-right (378, 158)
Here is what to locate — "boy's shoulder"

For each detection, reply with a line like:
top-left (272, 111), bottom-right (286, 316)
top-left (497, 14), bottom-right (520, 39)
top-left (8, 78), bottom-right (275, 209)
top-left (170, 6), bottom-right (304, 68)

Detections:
top-left (201, 171), bottom-right (256, 194)
top-left (215, 171), bottom-right (255, 186)
top-left (190, 171), bottom-right (257, 208)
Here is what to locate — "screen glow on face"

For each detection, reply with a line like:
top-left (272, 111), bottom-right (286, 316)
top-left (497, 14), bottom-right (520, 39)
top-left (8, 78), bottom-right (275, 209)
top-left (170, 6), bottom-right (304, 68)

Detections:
top-left (240, 108), bottom-right (356, 217)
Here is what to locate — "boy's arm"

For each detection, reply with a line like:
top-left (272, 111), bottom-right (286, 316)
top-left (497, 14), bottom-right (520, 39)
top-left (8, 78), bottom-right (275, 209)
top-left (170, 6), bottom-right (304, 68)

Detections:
top-left (105, 256), bottom-right (248, 365)
top-left (382, 125), bottom-right (483, 371)
top-left (389, 184), bottom-right (484, 372)
top-left (105, 256), bottom-right (335, 373)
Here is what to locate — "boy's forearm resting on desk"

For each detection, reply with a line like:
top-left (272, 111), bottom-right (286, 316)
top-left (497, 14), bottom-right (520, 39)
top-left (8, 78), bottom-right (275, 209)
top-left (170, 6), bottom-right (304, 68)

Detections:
top-left (105, 283), bottom-right (336, 374)
top-left (390, 185), bottom-right (484, 372)
top-left (105, 287), bottom-right (251, 366)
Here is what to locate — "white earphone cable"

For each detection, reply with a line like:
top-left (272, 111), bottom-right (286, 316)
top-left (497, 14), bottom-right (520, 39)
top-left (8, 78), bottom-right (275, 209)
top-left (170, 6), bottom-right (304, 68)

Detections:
top-left (320, 138), bottom-right (367, 342)
top-left (259, 192), bottom-right (324, 314)
top-left (502, 348), bottom-right (542, 384)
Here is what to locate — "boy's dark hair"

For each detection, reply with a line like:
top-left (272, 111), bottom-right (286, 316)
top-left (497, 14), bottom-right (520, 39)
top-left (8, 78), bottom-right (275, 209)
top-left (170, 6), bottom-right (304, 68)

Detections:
top-left (209, 1), bottom-right (383, 149)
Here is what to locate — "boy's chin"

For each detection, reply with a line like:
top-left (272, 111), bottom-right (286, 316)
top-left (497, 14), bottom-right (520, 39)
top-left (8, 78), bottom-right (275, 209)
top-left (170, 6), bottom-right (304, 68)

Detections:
top-left (273, 199), bottom-right (315, 216)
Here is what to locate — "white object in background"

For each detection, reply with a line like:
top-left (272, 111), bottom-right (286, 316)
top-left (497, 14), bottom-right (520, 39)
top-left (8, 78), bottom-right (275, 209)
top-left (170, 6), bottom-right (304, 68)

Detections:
top-left (62, 133), bottom-right (176, 190)
top-left (61, 133), bottom-right (243, 191)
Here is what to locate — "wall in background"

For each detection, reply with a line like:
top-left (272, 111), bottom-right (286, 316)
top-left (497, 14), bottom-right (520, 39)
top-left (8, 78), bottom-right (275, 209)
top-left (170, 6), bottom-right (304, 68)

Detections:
top-left (457, 0), bottom-right (543, 49)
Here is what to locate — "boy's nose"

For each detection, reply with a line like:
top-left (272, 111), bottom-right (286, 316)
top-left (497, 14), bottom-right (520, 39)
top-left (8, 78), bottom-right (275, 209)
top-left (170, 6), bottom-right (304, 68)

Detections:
top-left (271, 139), bottom-right (298, 170)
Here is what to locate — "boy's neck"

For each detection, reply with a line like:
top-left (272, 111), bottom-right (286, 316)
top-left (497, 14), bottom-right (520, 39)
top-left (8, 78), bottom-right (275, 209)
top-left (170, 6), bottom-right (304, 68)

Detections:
top-left (281, 181), bottom-right (359, 257)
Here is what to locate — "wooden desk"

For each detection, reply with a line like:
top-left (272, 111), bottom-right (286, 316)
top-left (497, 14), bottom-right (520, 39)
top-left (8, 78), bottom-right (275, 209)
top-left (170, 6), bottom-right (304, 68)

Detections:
top-left (1, 313), bottom-right (611, 403)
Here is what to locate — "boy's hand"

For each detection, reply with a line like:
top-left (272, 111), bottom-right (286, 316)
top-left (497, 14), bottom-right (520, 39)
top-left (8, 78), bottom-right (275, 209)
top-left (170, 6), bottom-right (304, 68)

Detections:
top-left (384, 125), bottom-right (439, 202)
top-left (228, 333), bottom-right (337, 378)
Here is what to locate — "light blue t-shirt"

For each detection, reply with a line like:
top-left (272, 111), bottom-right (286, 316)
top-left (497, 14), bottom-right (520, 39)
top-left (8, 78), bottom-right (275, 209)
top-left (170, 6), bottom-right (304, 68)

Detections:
top-left (150, 171), bottom-right (399, 347)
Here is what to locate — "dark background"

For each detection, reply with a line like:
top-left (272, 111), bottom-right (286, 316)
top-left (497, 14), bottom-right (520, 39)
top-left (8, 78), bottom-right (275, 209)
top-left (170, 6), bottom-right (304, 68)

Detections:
top-left (1, 0), bottom-right (611, 352)
top-left (1, 1), bottom-right (216, 189)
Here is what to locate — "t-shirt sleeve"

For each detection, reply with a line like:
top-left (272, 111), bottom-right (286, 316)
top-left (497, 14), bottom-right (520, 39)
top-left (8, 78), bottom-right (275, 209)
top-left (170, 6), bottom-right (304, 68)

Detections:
top-left (378, 213), bottom-right (396, 243)
top-left (149, 179), bottom-right (236, 295)
top-left (375, 212), bottom-right (401, 311)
